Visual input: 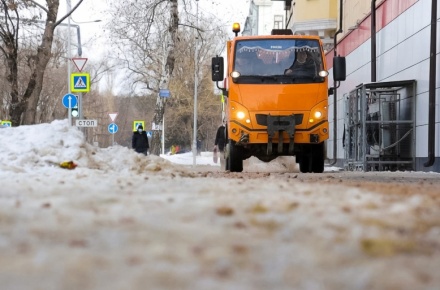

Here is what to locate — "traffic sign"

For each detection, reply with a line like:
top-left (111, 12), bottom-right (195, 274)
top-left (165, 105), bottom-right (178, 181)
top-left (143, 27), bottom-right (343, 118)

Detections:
top-left (1, 120), bottom-right (12, 127)
top-left (152, 122), bottom-right (162, 130)
top-left (133, 120), bottom-right (145, 131)
top-left (108, 123), bottom-right (118, 134)
top-left (62, 93), bottom-right (78, 108)
top-left (72, 58), bottom-right (88, 72)
top-left (159, 89), bottom-right (170, 98)
top-left (76, 120), bottom-right (98, 127)
top-left (71, 73), bottom-right (90, 92)
top-left (109, 112), bottom-right (118, 122)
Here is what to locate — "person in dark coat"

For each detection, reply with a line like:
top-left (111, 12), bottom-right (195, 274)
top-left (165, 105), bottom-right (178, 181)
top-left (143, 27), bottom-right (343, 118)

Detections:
top-left (284, 50), bottom-right (317, 78)
top-left (197, 138), bottom-right (202, 156)
top-left (214, 120), bottom-right (226, 168)
top-left (132, 125), bottom-right (149, 155)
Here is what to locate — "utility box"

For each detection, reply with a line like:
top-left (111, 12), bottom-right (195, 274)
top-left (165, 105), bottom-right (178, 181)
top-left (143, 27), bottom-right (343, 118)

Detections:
top-left (344, 80), bottom-right (416, 171)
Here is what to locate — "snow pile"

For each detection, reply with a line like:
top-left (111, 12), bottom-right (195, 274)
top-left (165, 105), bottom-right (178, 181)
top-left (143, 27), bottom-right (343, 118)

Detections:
top-left (0, 119), bottom-right (187, 175)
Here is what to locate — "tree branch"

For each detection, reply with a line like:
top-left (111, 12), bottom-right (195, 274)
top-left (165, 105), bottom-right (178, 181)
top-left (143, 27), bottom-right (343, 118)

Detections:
top-left (54, 0), bottom-right (84, 27)
top-left (26, 0), bottom-right (49, 13)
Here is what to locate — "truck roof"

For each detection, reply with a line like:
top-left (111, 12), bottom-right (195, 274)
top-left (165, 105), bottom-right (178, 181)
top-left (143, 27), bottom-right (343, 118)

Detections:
top-left (232, 34), bottom-right (322, 41)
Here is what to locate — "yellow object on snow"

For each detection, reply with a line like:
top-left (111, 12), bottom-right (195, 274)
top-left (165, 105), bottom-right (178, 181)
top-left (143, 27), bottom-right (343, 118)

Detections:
top-left (59, 161), bottom-right (77, 170)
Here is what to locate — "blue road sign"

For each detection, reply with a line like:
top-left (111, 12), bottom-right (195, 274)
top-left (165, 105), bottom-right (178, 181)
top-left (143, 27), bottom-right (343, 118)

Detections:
top-left (147, 131), bottom-right (152, 137)
top-left (159, 89), bottom-right (170, 98)
top-left (62, 94), bottom-right (78, 108)
top-left (108, 123), bottom-right (118, 134)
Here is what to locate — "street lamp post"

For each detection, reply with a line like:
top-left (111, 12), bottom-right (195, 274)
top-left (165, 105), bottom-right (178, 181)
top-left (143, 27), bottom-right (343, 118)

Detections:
top-left (67, 0), bottom-right (72, 125)
top-left (192, 0), bottom-right (199, 166)
top-left (66, 0), bottom-right (84, 123)
top-left (60, 22), bottom-right (82, 124)
top-left (65, 1), bottom-right (100, 123)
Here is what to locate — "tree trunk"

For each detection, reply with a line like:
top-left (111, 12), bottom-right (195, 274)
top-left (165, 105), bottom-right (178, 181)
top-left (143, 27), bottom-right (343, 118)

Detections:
top-left (21, 2), bottom-right (59, 125)
top-left (150, 0), bottom-right (178, 155)
top-left (6, 39), bottom-right (21, 126)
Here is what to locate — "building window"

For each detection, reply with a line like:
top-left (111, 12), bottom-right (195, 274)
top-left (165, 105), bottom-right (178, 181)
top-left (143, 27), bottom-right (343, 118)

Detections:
top-left (274, 15), bottom-right (283, 29)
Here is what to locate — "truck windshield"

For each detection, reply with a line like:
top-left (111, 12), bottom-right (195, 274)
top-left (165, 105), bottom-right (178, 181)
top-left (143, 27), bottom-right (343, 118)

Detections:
top-left (233, 39), bottom-right (324, 84)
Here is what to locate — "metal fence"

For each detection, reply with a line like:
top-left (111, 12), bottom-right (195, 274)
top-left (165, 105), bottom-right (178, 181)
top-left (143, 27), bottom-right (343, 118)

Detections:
top-left (344, 80), bottom-right (416, 172)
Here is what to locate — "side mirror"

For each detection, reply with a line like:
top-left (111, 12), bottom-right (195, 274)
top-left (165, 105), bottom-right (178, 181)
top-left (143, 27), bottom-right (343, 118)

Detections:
top-left (333, 56), bottom-right (346, 81)
top-left (211, 56), bottom-right (224, 82)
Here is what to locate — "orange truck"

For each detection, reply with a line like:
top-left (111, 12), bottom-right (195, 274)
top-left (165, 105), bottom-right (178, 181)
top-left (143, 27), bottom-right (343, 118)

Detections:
top-left (212, 24), bottom-right (346, 173)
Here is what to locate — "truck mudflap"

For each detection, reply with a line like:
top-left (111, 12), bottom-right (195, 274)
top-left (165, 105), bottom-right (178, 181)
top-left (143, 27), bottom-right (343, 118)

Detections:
top-left (267, 114), bottom-right (295, 155)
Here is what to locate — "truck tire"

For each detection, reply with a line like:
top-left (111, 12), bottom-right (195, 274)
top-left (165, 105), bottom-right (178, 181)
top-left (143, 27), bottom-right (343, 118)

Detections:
top-left (225, 143), bottom-right (230, 171)
top-left (311, 142), bottom-right (324, 173)
top-left (299, 143), bottom-right (324, 173)
top-left (228, 140), bottom-right (243, 172)
top-left (299, 154), bottom-right (310, 173)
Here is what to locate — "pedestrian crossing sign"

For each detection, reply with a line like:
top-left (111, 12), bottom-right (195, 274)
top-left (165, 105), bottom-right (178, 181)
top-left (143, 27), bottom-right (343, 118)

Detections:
top-left (1, 120), bottom-right (12, 127)
top-left (133, 120), bottom-right (145, 132)
top-left (71, 73), bottom-right (90, 92)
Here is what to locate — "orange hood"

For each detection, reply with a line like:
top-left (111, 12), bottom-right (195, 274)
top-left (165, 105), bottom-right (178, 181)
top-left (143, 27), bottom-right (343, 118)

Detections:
top-left (231, 84), bottom-right (326, 112)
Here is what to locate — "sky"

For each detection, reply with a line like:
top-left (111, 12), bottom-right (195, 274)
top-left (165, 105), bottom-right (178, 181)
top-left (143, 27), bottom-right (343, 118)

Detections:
top-left (1, 120), bottom-right (440, 289)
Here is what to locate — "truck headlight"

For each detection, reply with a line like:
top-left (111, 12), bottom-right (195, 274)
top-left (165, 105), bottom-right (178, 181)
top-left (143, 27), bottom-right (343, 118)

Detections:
top-left (231, 71), bottom-right (240, 78)
top-left (236, 111), bottom-right (246, 119)
top-left (318, 70), bottom-right (329, 77)
top-left (230, 101), bottom-right (251, 125)
top-left (314, 111), bottom-right (322, 119)
top-left (309, 105), bottom-right (327, 124)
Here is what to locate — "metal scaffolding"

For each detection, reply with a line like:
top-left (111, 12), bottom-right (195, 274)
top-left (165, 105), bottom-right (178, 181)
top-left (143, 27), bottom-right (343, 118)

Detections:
top-left (344, 80), bottom-right (416, 171)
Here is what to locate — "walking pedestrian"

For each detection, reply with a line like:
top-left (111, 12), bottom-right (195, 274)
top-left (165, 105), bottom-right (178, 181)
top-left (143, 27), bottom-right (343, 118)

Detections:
top-left (214, 120), bottom-right (227, 169)
top-left (132, 125), bottom-right (149, 155)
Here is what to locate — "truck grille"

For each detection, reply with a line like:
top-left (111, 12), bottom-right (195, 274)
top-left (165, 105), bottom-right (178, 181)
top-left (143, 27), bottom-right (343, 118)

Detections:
top-left (256, 114), bottom-right (303, 126)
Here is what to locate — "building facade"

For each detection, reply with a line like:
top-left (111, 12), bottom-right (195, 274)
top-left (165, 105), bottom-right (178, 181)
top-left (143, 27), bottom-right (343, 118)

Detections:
top-left (242, 0), bottom-right (287, 36)
top-left (286, 0), bottom-right (338, 51)
top-left (326, 0), bottom-right (440, 172)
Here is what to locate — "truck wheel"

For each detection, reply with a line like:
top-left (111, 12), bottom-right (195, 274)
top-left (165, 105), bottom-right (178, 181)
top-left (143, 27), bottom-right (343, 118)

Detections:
top-left (299, 154), bottom-right (310, 173)
top-left (225, 143), bottom-right (230, 171)
top-left (299, 143), bottom-right (325, 173)
top-left (311, 143), bottom-right (325, 173)
top-left (228, 140), bottom-right (243, 172)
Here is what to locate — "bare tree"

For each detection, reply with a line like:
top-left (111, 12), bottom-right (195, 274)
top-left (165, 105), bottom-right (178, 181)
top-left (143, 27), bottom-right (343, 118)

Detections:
top-left (0, 0), bottom-right (84, 126)
top-left (107, 0), bottom-right (179, 155)
top-left (107, 0), bottom-right (231, 154)
top-left (149, 0), bottom-right (178, 155)
top-left (165, 14), bottom-right (226, 151)
top-left (38, 35), bottom-right (70, 123)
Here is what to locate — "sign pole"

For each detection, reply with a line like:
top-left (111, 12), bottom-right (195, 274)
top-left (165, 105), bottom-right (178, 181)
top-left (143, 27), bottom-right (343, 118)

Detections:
top-left (68, 96), bottom-right (72, 125)
top-left (71, 57), bottom-right (88, 132)
top-left (78, 91), bottom-right (84, 134)
top-left (193, 0), bottom-right (199, 166)
top-left (162, 114), bottom-right (165, 154)
top-left (107, 123), bottom-right (119, 146)
top-left (79, 92), bottom-right (83, 119)
top-left (67, 0), bottom-right (72, 126)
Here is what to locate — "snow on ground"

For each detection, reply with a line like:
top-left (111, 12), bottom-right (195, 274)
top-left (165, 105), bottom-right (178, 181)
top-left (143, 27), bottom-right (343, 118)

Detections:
top-left (161, 147), bottom-right (342, 173)
top-left (0, 120), bottom-right (439, 290)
